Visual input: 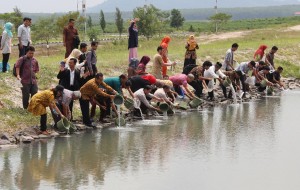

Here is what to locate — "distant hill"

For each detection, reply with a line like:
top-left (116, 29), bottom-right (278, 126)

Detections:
top-left (24, 5), bottom-right (300, 23)
top-left (88, 0), bottom-right (300, 12)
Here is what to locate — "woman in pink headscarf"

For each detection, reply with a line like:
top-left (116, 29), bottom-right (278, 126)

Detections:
top-left (136, 56), bottom-right (150, 75)
top-left (254, 45), bottom-right (268, 61)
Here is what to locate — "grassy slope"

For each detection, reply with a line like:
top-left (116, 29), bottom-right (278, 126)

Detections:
top-left (0, 25), bottom-right (300, 133)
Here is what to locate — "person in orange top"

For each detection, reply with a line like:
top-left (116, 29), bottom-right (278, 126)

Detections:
top-left (254, 45), bottom-right (267, 62)
top-left (183, 35), bottom-right (199, 70)
top-left (160, 36), bottom-right (175, 77)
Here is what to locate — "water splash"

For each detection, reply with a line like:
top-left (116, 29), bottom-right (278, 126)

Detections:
top-left (117, 105), bottom-right (121, 128)
top-left (229, 84), bottom-right (238, 104)
top-left (163, 111), bottom-right (168, 119)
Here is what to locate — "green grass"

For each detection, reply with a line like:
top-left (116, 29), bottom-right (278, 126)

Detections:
top-left (1, 24), bottom-right (300, 133)
top-left (183, 16), bottom-right (300, 33)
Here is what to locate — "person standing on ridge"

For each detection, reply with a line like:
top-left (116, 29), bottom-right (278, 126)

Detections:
top-left (128, 18), bottom-right (139, 62)
top-left (63, 19), bottom-right (79, 58)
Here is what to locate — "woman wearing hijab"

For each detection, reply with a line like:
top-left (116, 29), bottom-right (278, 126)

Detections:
top-left (254, 45), bottom-right (267, 62)
top-left (65, 49), bottom-right (84, 69)
top-left (183, 35), bottom-right (199, 70)
top-left (128, 18), bottom-right (139, 63)
top-left (160, 36), bottom-right (172, 77)
top-left (28, 85), bottom-right (65, 135)
top-left (136, 56), bottom-right (150, 75)
top-left (0, 22), bottom-right (13, 73)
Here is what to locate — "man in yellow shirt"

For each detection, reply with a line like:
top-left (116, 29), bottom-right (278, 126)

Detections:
top-left (80, 73), bottom-right (116, 127)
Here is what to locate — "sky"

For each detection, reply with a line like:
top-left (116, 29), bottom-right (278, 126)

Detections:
top-left (0, 0), bottom-right (105, 13)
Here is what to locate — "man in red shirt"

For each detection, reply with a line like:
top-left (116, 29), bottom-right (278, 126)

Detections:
top-left (63, 19), bottom-right (79, 58)
top-left (16, 46), bottom-right (39, 109)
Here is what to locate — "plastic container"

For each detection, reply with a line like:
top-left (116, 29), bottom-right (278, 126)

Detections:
top-left (260, 80), bottom-right (267, 87)
top-left (124, 98), bottom-right (134, 109)
top-left (267, 87), bottom-right (274, 95)
top-left (115, 117), bottom-right (126, 126)
top-left (178, 101), bottom-right (188, 110)
top-left (223, 78), bottom-right (232, 87)
top-left (113, 95), bottom-right (124, 105)
top-left (57, 118), bottom-right (70, 132)
top-left (69, 122), bottom-right (77, 133)
top-left (159, 103), bottom-right (169, 112)
top-left (189, 97), bottom-right (202, 108)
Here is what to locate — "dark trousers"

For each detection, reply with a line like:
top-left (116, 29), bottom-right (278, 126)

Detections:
top-left (237, 72), bottom-right (247, 92)
top-left (220, 84), bottom-right (227, 98)
top-left (189, 80), bottom-right (203, 98)
top-left (19, 45), bottom-right (28, 57)
top-left (174, 85), bottom-right (184, 96)
top-left (79, 98), bottom-right (91, 125)
top-left (2, 53), bottom-right (10, 72)
top-left (68, 85), bottom-right (76, 117)
top-left (40, 114), bottom-right (47, 131)
top-left (221, 84), bottom-right (237, 98)
top-left (255, 83), bottom-right (266, 92)
top-left (90, 97), bottom-right (110, 121)
top-left (51, 103), bottom-right (63, 127)
top-left (21, 83), bottom-right (38, 109)
top-left (134, 102), bottom-right (149, 116)
top-left (205, 80), bottom-right (214, 99)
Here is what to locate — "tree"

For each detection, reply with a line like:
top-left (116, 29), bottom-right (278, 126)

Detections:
top-left (189, 25), bottom-right (195, 32)
top-left (133, 4), bottom-right (167, 40)
top-left (87, 28), bottom-right (99, 41)
top-left (32, 17), bottom-right (58, 44)
top-left (56, 11), bottom-right (85, 35)
top-left (209, 13), bottom-right (232, 33)
top-left (100, 10), bottom-right (106, 33)
top-left (115, 8), bottom-right (124, 37)
top-left (0, 7), bottom-right (23, 33)
top-left (170, 9), bottom-right (185, 29)
top-left (87, 15), bottom-right (92, 28)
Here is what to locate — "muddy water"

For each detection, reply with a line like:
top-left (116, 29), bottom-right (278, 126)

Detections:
top-left (1, 91), bottom-right (300, 190)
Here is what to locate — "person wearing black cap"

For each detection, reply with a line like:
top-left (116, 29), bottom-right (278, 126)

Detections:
top-left (28, 85), bottom-right (65, 135)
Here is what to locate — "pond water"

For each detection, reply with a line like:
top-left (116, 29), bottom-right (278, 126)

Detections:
top-left (1, 91), bottom-right (300, 190)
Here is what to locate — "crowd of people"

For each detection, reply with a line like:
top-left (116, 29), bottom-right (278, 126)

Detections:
top-left (0, 17), bottom-right (285, 135)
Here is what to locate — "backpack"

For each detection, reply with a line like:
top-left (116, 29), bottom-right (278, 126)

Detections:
top-left (13, 56), bottom-right (26, 77)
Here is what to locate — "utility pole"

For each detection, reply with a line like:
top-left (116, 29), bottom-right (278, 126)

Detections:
top-left (215, 0), bottom-right (218, 33)
top-left (82, 0), bottom-right (87, 41)
top-left (77, 0), bottom-right (79, 12)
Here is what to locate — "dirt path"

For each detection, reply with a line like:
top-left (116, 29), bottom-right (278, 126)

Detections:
top-left (286, 25), bottom-right (300, 31)
top-left (196, 31), bottom-right (251, 44)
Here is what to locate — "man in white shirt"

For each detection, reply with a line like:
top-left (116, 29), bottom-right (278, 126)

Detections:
top-left (52, 90), bottom-right (81, 127)
top-left (154, 85), bottom-right (174, 105)
top-left (236, 61), bottom-right (256, 92)
top-left (18, 17), bottom-right (31, 57)
top-left (204, 62), bottom-right (226, 100)
top-left (133, 85), bottom-right (162, 117)
top-left (223, 43), bottom-right (239, 71)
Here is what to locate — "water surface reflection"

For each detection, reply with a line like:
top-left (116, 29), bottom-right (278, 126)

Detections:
top-left (1, 92), bottom-right (300, 190)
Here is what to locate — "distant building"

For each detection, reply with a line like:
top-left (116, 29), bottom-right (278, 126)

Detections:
top-left (294, 12), bottom-right (300, 16)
